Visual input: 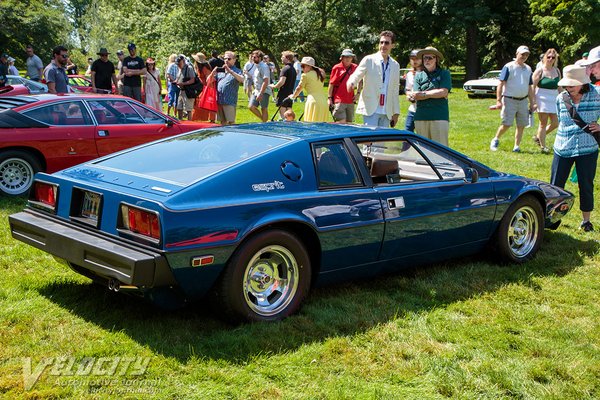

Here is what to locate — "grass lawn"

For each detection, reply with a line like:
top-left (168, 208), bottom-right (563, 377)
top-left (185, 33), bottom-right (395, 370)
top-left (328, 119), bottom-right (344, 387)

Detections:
top-left (1, 87), bottom-right (599, 399)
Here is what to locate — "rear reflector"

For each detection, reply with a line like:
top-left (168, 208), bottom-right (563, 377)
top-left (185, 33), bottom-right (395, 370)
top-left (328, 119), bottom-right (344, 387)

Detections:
top-left (30, 181), bottom-right (58, 212)
top-left (120, 204), bottom-right (160, 241)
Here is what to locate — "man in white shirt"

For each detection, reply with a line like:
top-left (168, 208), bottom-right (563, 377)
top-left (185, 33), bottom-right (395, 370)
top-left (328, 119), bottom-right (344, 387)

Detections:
top-left (347, 30), bottom-right (400, 127)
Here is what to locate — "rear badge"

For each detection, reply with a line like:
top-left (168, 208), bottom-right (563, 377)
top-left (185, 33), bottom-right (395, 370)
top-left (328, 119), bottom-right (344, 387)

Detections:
top-left (191, 256), bottom-right (214, 267)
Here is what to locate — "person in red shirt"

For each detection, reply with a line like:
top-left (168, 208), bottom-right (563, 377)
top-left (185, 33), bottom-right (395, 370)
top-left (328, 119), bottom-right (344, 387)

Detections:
top-left (328, 49), bottom-right (362, 123)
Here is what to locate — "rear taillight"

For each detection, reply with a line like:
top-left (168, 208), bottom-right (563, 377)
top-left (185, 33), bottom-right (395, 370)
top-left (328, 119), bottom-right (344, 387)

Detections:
top-left (120, 204), bottom-right (160, 241)
top-left (30, 181), bottom-right (58, 212)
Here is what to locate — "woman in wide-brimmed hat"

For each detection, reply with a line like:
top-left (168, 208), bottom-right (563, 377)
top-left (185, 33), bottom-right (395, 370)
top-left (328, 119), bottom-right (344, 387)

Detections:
top-left (288, 56), bottom-right (329, 122)
top-left (190, 52), bottom-right (216, 122)
top-left (551, 65), bottom-right (600, 232)
top-left (143, 57), bottom-right (162, 111)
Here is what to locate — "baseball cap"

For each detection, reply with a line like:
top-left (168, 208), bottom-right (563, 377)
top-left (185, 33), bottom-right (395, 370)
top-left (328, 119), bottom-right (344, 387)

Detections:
top-left (580, 46), bottom-right (600, 66)
top-left (176, 54), bottom-right (186, 62)
top-left (340, 49), bottom-right (355, 58)
top-left (127, 43), bottom-right (136, 50)
top-left (0, 53), bottom-right (8, 59)
top-left (516, 45), bottom-right (530, 54)
top-left (409, 49), bottom-right (420, 57)
top-left (116, 49), bottom-right (124, 56)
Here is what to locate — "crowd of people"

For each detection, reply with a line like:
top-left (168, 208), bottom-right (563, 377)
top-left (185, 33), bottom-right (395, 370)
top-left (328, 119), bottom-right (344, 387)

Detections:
top-left (1, 35), bottom-right (599, 231)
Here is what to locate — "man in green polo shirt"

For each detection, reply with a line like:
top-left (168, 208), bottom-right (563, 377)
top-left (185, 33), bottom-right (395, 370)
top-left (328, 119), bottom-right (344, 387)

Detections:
top-left (410, 47), bottom-right (452, 146)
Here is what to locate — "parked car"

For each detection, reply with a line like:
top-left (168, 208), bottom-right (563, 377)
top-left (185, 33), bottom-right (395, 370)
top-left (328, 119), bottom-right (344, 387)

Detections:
top-left (463, 70), bottom-right (501, 98)
top-left (0, 93), bottom-right (215, 196)
top-left (9, 123), bottom-right (574, 323)
top-left (399, 68), bottom-right (411, 95)
top-left (5, 75), bottom-right (49, 94)
top-left (68, 75), bottom-right (96, 93)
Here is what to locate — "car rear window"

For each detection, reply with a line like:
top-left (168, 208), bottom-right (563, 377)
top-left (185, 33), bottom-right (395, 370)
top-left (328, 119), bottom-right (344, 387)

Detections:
top-left (94, 130), bottom-right (290, 185)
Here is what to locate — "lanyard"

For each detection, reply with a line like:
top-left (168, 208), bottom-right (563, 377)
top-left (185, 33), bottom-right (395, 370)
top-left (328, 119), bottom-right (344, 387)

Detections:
top-left (381, 59), bottom-right (390, 84)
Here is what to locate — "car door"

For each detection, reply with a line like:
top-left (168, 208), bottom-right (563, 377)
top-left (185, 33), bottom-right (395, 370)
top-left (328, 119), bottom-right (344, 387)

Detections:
top-left (20, 100), bottom-right (98, 172)
top-left (351, 137), bottom-right (496, 264)
top-left (86, 99), bottom-right (181, 156)
top-left (309, 141), bottom-right (385, 274)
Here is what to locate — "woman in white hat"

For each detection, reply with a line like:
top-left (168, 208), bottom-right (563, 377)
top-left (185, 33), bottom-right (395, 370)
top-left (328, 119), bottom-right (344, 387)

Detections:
top-left (551, 65), bottom-right (600, 232)
top-left (288, 56), bottom-right (328, 122)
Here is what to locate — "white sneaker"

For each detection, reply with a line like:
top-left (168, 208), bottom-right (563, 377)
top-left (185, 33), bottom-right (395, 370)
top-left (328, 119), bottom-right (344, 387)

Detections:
top-left (512, 146), bottom-right (521, 153)
top-left (490, 138), bottom-right (499, 151)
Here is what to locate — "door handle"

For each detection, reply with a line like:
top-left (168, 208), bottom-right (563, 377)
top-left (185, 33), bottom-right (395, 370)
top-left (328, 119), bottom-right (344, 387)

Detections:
top-left (98, 130), bottom-right (109, 137)
top-left (387, 197), bottom-right (405, 210)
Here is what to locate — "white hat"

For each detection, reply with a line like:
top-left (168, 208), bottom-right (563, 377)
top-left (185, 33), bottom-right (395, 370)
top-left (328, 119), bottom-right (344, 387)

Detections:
top-left (580, 45), bottom-right (600, 66)
top-left (516, 45), bottom-right (530, 54)
top-left (300, 56), bottom-right (317, 68)
top-left (340, 49), bottom-right (355, 58)
top-left (558, 65), bottom-right (591, 87)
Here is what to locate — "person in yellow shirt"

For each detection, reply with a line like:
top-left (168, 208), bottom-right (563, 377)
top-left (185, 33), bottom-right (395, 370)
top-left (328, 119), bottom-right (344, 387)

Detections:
top-left (289, 57), bottom-right (329, 122)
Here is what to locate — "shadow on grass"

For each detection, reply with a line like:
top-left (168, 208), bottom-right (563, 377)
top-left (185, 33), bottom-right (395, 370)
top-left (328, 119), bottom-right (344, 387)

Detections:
top-left (37, 230), bottom-right (597, 364)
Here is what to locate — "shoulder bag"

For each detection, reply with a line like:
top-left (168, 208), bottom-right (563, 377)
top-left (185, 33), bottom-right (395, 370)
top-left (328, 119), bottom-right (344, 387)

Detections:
top-left (562, 91), bottom-right (599, 144)
top-left (183, 66), bottom-right (203, 98)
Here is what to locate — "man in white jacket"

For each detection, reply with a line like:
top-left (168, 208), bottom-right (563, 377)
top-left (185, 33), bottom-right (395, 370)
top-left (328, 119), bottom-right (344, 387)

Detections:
top-left (347, 31), bottom-right (400, 127)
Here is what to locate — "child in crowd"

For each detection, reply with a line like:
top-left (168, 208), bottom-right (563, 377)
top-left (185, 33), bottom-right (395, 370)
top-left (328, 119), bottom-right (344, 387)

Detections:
top-left (283, 109), bottom-right (295, 121)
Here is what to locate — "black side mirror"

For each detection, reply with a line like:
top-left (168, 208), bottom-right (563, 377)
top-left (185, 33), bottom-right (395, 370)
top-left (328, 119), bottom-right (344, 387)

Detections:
top-left (165, 119), bottom-right (174, 127)
top-left (465, 167), bottom-right (479, 183)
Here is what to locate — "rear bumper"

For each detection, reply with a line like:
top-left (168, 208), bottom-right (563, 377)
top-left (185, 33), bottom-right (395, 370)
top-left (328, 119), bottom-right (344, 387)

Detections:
top-left (9, 210), bottom-right (176, 287)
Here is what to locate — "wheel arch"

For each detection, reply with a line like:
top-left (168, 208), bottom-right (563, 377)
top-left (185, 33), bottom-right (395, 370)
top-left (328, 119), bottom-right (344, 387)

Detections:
top-left (0, 146), bottom-right (47, 171)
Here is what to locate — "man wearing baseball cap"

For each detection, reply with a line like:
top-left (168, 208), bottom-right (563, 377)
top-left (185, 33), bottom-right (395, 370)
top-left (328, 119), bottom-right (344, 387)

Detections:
top-left (490, 45), bottom-right (536, 152)
top-left (122, 43), bottom-right (146, 101)
top-left (328, 49), bottom-right (361, 123)
top-left (0, 53), bottom-right (9, 87)
top-left (580, 45), bottom-right (600, 85)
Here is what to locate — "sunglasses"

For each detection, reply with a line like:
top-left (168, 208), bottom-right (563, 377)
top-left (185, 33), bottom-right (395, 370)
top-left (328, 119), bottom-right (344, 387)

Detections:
top-left (379, 40), bottom-right (391, 45)
top-left (224, 57), bottom-right (232, 60)
top-left (60, 54), bottom-right (68, 59)
top-left (423, 55), bottom-right (436, 61)
top-left (546, 56), bottom-right (556, 59)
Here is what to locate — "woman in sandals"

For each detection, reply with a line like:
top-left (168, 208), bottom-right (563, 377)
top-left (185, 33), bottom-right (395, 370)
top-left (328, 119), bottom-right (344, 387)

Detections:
top-left (532, 49), bottom-right (561, 153)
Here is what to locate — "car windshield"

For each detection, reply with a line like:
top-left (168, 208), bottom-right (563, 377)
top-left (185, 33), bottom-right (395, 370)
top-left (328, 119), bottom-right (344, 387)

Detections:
top-left (481, 71), bottom-right (500, 79)
top-left (94, 130), bottom-right (290, 185)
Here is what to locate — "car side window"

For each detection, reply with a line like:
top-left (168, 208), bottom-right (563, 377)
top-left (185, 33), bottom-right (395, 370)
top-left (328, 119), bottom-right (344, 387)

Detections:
top-left (22, 101), bottom-right (93, 126)
top-left (354, 138), bottom-right (439, 184)
top-left (130, 103), bottom-right (167, 124)
top-left (411, 139), bottom-right (467, 180)
top-left (87, 100), bottom-right (144, 125)
top-left (314, 142), bottom-right (361, 187)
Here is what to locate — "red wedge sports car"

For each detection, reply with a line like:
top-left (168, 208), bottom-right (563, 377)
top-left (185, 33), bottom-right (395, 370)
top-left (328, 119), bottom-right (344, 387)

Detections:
top-left (0, 93), bottom-right (215, 196)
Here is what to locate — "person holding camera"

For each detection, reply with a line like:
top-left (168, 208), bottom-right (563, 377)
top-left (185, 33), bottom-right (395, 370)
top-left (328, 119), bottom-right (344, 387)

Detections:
top-left (328, 49), bottom-right (360, 123)
top-left (269, 51), bottom-right (297, 120)
top-left (207, 51), bottom-right (244, 125)
top-left (551, 65), bottom-right (600, 232)
top-left (347, 31), bottom-right (400, 127)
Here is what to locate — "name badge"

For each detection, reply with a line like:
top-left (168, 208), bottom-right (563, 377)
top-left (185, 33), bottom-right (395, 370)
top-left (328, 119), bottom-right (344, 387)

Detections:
top-left (379, 94), bottom-right (385, 106)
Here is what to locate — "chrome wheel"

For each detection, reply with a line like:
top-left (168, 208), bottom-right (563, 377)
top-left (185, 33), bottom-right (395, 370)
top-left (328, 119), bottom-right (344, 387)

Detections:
top-left (507, 206), bottom-right (539, 258)
top-left (242, 245), bottom-right (299, 317)
top-left (0, 157), bottom-right (35, 196)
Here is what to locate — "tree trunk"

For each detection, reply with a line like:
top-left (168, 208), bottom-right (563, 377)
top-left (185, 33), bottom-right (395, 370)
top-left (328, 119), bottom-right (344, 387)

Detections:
top-left (465, 25), bottom-right (480, 80)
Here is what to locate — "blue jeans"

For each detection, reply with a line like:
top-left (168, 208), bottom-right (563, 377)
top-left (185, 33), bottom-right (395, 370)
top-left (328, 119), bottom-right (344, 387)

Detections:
top-left (551, 150), bottom-right (598, 212)
top-left (167, 82), bottom-right (180, 107)
top-left (404, 110), bottom-right (415, 131)
top-left (363, 113), bottom-right (390, 127)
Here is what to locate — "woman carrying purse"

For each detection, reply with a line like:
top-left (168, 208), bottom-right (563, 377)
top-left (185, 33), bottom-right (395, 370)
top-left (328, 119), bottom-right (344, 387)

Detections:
top-left (551, 65), bottom-right (600, 232)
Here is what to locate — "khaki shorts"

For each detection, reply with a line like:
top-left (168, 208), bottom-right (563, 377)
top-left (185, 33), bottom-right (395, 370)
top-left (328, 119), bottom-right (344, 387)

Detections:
top-left (177, 91), bottom-right (195, 112)
top-left (501, 97), bottom-right (529, 127)
top-left (332, 102), bottom-right (355, 122)
top-left (217, 104), bottom-right (237, 124)
top-left (414, 120), bottom-right (449, 147)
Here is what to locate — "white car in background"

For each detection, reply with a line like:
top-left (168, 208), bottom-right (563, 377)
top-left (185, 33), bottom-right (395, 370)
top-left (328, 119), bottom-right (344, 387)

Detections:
top-left (463, 70), bottom-right (501, 98)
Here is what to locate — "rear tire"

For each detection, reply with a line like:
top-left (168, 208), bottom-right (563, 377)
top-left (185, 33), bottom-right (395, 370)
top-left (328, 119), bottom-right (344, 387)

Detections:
top-left (0, 150), bottom-right (42, 196)
top-left (216, 230), bottom-right (311, 323)
top-left (494, 195), bottom-right (544, 263)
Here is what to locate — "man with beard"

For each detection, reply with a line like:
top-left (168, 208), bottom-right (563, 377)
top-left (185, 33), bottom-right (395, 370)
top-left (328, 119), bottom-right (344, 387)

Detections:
top-left (46, 46), bottom-right (70, 94)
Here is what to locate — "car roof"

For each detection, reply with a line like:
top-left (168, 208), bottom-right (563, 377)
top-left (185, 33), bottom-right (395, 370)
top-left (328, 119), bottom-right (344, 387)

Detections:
top-left (231, 122), bottom-right (417, 141)
top-left (0, 93), bottom-right (150, 110)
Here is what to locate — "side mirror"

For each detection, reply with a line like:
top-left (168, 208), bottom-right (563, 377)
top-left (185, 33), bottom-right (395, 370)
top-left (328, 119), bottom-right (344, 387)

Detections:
top-left (165, 119), bottom-right (174, 127)
top-left (465, 167), bottom-right (479, 183)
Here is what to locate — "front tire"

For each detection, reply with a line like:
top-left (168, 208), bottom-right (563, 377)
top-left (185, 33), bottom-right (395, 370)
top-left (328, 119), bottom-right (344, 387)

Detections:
top-left (0, 150), bottom-right (42, 196)
top-left (216, 230), bottom-right (311, 323)
top-left (495, 195), bottom-right (544, 263)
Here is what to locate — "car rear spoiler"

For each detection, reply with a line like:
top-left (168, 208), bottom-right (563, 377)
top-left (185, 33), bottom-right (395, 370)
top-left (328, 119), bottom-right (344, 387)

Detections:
top-left (0, 109), bottom-right (49, 128)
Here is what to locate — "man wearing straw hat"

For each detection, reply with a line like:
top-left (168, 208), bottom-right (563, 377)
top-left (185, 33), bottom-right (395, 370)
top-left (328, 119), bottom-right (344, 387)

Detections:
top-left (347, 31), bottom-right (400, 127)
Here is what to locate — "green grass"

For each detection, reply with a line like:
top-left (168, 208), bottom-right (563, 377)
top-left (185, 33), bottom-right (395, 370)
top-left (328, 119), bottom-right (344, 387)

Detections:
top-left (1, 88), bottom-right (600, 399)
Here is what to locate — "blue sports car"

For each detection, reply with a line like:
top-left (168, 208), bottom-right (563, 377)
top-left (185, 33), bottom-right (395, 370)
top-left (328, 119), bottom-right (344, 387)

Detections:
top-left (9, 123), bottom-right (573, 322)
